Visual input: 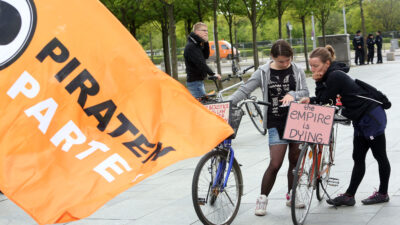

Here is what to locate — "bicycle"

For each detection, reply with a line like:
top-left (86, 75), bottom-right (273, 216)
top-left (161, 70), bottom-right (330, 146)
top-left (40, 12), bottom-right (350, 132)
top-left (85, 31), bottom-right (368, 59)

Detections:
top-left (206, 66), bottom-right (267, 135)
top-left (192, 93), bottom-right (269, 225)
top-left (290, 104), bottom-right (351, 225)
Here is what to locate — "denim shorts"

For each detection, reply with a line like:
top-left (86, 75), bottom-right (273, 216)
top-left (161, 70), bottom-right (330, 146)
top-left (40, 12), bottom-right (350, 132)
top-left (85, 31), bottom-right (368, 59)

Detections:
top-left (268, 127), bottom-right (300, 146)
top-left (186, 80), bottom-right (206, 98)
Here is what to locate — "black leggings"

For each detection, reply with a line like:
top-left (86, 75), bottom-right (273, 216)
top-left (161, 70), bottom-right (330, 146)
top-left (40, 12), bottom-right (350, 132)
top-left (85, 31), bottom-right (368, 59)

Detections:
top-left (346, 133), bottom-right (391, 196)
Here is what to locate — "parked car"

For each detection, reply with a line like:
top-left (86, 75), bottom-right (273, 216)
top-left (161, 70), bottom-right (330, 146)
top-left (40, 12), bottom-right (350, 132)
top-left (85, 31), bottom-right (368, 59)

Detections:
top-left (209, 40), bottom-right (240, 60)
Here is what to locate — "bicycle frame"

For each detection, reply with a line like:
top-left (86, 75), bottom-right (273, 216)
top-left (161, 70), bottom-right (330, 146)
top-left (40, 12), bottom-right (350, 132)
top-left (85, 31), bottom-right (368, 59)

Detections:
top-left (212, 140), bottom-right (235, 192)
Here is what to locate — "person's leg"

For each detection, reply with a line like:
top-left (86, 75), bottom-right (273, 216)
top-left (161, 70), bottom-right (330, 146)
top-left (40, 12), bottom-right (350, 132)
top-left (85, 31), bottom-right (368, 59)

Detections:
top-left (186, 80), bottom-right (206, 98)
top-left (287, 143), bottom-right (301, 193)
top-left (355, 50), bottom-right (359, 65)
top-left (360, 50), bottom-right (365, 64)
top-left (327, 134), bottom-right (369, 206)
top-left (377, 48), bottom-right (382, 63)
top-left (371, 49), bottom-right (374, 63)
top-left (261, 144), bottom-right (287, 196)
top-left (369, 133), bottom-right (391, 194)
top-left (345, 135), bottom-right (370, 196)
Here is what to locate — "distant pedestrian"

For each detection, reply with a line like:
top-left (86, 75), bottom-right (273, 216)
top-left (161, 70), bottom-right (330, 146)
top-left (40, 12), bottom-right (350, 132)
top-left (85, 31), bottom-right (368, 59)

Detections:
top-left (367, 34), bottom-right (375, 64)
top-left (375, 31), bottom-right (383, 63)
top-left (184, 22), bottom-right (221, 98)
top-left (353, 30), bottom-right (365, 65)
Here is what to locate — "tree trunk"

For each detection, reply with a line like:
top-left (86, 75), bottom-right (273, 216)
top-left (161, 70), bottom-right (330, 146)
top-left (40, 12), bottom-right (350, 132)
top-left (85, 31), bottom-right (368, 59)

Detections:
top-left (321, 12), bottom-right (326, 46)
top-left (213, 0), bottom-right (222, 77)
top-left (149, 32), bottom-right (154, 62)
top-left (301, 17), bottom-right (310, 71)
top-left (161, 21), bottom-right (171, 75)
top-left (197, 0), bottom-right (203, 21)
top-left (278, 1), bottom-right (282, 39)
top-left (130, 21), bottom-right (137, 39)
top-left (360, 0), bottom-right (367, 62)
top-left (228, 17), bottom-right (236, 75)
top-left (251, 1), bottom-right (259, 69)
top-left (166, 4), bottom-right (178, 79)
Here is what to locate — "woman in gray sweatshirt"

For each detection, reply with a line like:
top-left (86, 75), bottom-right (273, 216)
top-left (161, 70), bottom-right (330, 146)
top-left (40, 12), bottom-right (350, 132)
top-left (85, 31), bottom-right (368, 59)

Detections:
top-left (229, 40), bottom-right (309, 216)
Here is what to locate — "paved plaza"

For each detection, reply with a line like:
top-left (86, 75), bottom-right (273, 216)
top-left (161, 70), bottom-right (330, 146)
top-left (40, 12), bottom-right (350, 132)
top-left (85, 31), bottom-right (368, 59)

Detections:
top-left (1, 58), bottom-right (400, 225)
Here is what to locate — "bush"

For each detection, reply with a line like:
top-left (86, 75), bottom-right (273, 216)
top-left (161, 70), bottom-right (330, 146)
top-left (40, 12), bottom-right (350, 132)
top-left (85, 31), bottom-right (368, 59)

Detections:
top-left (151, 56), bottom-right (163, 64)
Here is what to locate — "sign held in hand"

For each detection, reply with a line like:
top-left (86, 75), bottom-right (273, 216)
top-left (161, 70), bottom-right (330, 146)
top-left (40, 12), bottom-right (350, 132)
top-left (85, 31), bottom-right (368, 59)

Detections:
top-left (283, 102), bottom-right (335, 145)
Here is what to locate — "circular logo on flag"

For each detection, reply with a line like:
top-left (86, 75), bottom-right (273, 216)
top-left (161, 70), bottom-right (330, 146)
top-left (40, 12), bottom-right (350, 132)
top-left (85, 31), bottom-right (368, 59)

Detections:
top-left (0, 0), bottom-right (37, 70)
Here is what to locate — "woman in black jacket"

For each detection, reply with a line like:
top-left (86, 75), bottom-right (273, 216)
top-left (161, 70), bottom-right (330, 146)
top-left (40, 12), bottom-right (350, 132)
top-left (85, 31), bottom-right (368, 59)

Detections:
top-left (300, 46), bottom-right (391, 206)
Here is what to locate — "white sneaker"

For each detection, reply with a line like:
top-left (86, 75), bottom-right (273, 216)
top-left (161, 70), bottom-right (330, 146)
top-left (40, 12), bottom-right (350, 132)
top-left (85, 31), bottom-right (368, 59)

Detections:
top-left (286, 192), bottom-right (305, 208)
top-left (255, 194), bottom-right (268, 216)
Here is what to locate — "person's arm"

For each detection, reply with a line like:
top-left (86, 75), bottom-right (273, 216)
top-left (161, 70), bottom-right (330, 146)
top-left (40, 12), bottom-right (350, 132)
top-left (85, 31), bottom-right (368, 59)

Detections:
top-left (228, 68), bottom-right (263, 105)
top-left (287, 66), bottom-right (309, 101)
top-left (315, 73), bottom-right (344, 105)
top-left (203, 42), bottom-right (210, 60)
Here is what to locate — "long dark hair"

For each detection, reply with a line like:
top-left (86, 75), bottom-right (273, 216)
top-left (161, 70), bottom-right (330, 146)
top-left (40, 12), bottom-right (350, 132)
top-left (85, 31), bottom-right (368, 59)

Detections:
top-left (270, 39), bottom-right (293, 59)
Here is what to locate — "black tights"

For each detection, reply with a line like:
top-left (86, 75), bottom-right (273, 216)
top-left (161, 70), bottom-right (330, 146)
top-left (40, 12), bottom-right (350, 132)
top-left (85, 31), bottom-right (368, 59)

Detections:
top-left (346, 133), bottom-right (391, 196)
top-left (261, 143), bottom-right (301, 196)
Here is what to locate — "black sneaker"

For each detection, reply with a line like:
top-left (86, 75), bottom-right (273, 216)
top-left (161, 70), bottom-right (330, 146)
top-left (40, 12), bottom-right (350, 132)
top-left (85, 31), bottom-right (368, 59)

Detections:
top-left (326, 193), bottom-right (355, 206)
top-left (361, 191), bottom-right (389, 205)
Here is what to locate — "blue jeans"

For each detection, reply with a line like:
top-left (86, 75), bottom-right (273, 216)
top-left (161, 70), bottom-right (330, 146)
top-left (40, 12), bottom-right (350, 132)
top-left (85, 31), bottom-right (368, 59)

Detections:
top-left (268, 127), bottom-right (300, 146)
top-left (186, 80), bottom-right (206, 98)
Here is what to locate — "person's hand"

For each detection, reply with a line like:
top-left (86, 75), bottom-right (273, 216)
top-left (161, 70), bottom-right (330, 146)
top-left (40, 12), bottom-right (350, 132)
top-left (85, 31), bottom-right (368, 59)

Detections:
top-left (312, 71), bottom-right (324, 81)
top-left (279, 94), bottom-right (294, 106)
top-left (214, 74), bottom-right (221, 80)
top-left (299, 97), bottom-right (310, 104)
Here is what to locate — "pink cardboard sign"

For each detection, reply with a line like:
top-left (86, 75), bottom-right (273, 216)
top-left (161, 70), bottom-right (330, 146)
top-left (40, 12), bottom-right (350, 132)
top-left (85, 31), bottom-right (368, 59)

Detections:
top-left (204, 101), bottom-right (231, 123)
top-left (283, 102), bottom-right (335, 145)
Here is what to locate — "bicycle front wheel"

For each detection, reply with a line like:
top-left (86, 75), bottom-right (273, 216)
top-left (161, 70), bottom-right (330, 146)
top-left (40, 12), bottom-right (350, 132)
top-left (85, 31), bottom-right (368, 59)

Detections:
top-left (245, 101), bottom-right (266, 135)
top-left (291, 144), bottom-right (317, 225)
top-left (316, 144), bottom-right (333, 201)
top-left (192, 149), bottom-right (243, 225)
top-left (316, 126), bottom-right (337, 201)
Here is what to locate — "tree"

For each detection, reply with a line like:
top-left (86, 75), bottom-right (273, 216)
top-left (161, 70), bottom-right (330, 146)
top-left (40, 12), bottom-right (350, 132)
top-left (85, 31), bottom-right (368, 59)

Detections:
top-left (144, 0), bottom-right (172, 75)
top-left (365, 0), bottom-right (400, 31)
top-left (291, 0), bottom-right (314, 71)
top-left (181, 0), bottom-right (212, 36)
top-left (314, 0), bottom-right (336, 46)
top-left (219, 0), bottom-right (243, 74)
top-left (100, 0), bottom-right (146, 38)
top-left (359, 0), bottom-right (367, 61)
top-left (267, 0), bottom-right (291, 39)
top-left (241, 0), bottom-right (269, 69)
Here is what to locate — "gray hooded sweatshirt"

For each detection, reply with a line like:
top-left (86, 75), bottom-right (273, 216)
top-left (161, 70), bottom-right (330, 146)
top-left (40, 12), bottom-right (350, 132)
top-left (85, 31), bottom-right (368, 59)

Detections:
top-left (229, 61), bottom-right (309, 129)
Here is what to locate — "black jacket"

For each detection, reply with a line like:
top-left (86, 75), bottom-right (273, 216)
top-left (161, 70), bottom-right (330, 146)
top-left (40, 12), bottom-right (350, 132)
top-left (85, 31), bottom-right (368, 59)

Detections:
top-left (375, 35), bottom-right (383, 49)
top-left (367, 38), bottom-right (375, 49)
top-left (352, 35), bottom-right (364, 50)
top-left (310, 62), bottom-right (378, 121)
top-left (184, 32), bottom-right (215, 82)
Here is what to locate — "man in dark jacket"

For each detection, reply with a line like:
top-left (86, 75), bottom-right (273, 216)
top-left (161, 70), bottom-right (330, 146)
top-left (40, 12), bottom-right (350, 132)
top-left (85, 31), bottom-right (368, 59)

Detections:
top-left (367, 34), bottom-right (375, 64)
top-left (353, 30), bottom-right (364, 65)
top-left (375, 31), bottom-right (383, 63)
top-left (184, 22), bottom-right (220, 98)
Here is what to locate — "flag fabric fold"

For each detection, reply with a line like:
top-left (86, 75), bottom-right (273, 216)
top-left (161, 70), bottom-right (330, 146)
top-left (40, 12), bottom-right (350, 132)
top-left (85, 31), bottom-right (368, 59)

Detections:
top-left (0, 0), bottom-right (233, 224)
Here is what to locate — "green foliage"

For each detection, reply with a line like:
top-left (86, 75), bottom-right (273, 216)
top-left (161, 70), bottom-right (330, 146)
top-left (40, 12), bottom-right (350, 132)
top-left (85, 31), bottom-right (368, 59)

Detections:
top-left (101, 0), bottom-right (400, 58)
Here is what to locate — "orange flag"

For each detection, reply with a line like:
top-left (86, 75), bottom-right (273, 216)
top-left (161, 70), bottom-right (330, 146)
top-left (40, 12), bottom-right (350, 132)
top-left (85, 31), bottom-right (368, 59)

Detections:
top-left (0, 1), bottom-right (233, 224)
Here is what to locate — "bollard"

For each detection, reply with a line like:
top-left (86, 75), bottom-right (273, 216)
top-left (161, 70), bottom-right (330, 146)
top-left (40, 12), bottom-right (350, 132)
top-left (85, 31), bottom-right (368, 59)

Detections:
top-left (387, 52), bottom-right (395, 61)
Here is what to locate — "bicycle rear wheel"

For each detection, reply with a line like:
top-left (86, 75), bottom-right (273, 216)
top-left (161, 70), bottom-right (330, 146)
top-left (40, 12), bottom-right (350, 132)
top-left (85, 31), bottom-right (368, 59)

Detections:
top-left (291, 144), bottom-right (316, 225)
top-left (192, 149), bottom-right (243, 225)
top-left (245, 101), bottom-right (266, 135)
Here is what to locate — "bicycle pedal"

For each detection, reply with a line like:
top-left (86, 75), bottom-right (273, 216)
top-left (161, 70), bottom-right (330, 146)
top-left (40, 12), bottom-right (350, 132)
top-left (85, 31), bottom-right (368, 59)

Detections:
top-left (197, 198), bottom-right (206, 205)
top-left (327, 177), bottom-right (339, 186)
